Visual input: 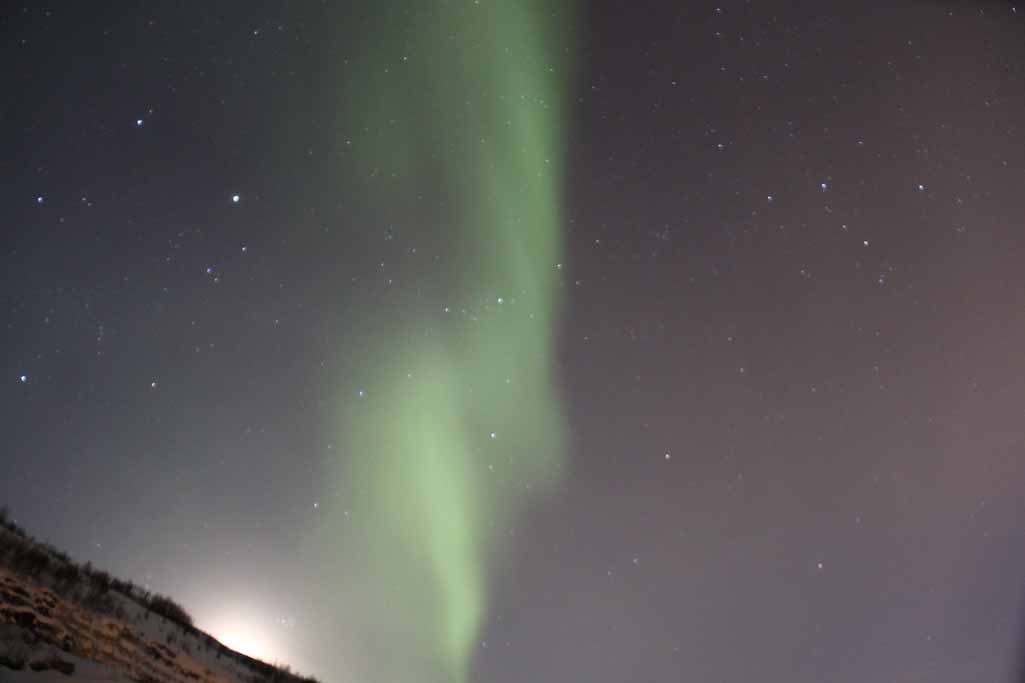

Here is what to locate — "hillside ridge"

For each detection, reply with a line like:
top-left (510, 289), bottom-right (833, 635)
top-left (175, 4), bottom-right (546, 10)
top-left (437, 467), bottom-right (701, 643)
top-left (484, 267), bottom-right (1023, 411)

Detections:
top-left (0, 507), bottom-right (320, 683)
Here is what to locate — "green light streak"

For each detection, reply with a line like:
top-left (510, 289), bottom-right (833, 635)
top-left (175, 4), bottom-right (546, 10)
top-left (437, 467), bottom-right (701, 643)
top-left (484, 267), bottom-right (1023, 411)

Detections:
top-left (319, 3), bottom-right (576, 681)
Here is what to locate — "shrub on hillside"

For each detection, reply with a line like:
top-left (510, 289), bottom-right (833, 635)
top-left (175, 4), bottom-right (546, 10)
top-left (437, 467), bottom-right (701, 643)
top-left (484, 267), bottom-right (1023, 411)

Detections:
top-left (147, 594), bottom-right (194, 628)
top-left (90, 569), bottom-right (112, 595)
top-left (9, 544), bottom-right (51, 576)
top-left (110, 577), bottom-right (135, 596)
top-left (54, 562), bottom-right (81, 587)
top-left (83, 589), bottom-right (116, 615)
top-left (42, 544), bottom-right (71, 565)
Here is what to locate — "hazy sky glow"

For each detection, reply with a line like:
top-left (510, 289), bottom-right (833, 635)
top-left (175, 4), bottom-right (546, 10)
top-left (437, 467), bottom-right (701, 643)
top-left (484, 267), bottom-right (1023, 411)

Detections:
top-left (3, 2), bottom-right (1025, 682)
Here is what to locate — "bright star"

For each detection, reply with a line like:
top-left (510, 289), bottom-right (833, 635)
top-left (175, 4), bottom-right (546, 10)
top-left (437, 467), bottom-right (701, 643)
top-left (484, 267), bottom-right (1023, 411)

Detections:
top-left (19, 375), bottom-right (27, 383)
top-left (135, 118), bottom-right (144, 126)
top-left (232, 194), bottom-right (240, 203)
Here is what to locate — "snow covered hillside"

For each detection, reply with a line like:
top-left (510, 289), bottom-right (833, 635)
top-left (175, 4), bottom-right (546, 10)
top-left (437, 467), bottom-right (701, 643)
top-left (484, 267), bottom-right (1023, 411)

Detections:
top-left (0, 519), bottom-right (318, 683)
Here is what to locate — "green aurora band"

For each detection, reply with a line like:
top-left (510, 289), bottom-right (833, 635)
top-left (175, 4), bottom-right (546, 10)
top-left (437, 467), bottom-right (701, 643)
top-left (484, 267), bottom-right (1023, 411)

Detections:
top-left (321, 3), bottom-right (576, 681)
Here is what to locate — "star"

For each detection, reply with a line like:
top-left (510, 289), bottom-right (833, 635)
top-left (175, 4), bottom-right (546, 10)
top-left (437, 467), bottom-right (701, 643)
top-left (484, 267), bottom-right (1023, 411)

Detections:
top-left (19, 375), bottom-right (27, 383)
top-left (232, 194), bottom-right (240, 203)
top-left (135, 118), bottom-right (144, 126)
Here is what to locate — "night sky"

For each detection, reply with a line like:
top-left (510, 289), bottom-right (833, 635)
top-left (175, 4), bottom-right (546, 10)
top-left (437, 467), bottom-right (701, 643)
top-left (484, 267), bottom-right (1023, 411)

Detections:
top-left (4, 2), bottom-right (1025, 681)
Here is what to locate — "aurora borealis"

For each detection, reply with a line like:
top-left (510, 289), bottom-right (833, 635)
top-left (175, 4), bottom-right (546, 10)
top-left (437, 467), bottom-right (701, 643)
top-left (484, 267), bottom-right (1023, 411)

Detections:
top-left (6, 2), bottom-right (1025, 682)
top-left (317, 3), bottom-right (576, 681)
